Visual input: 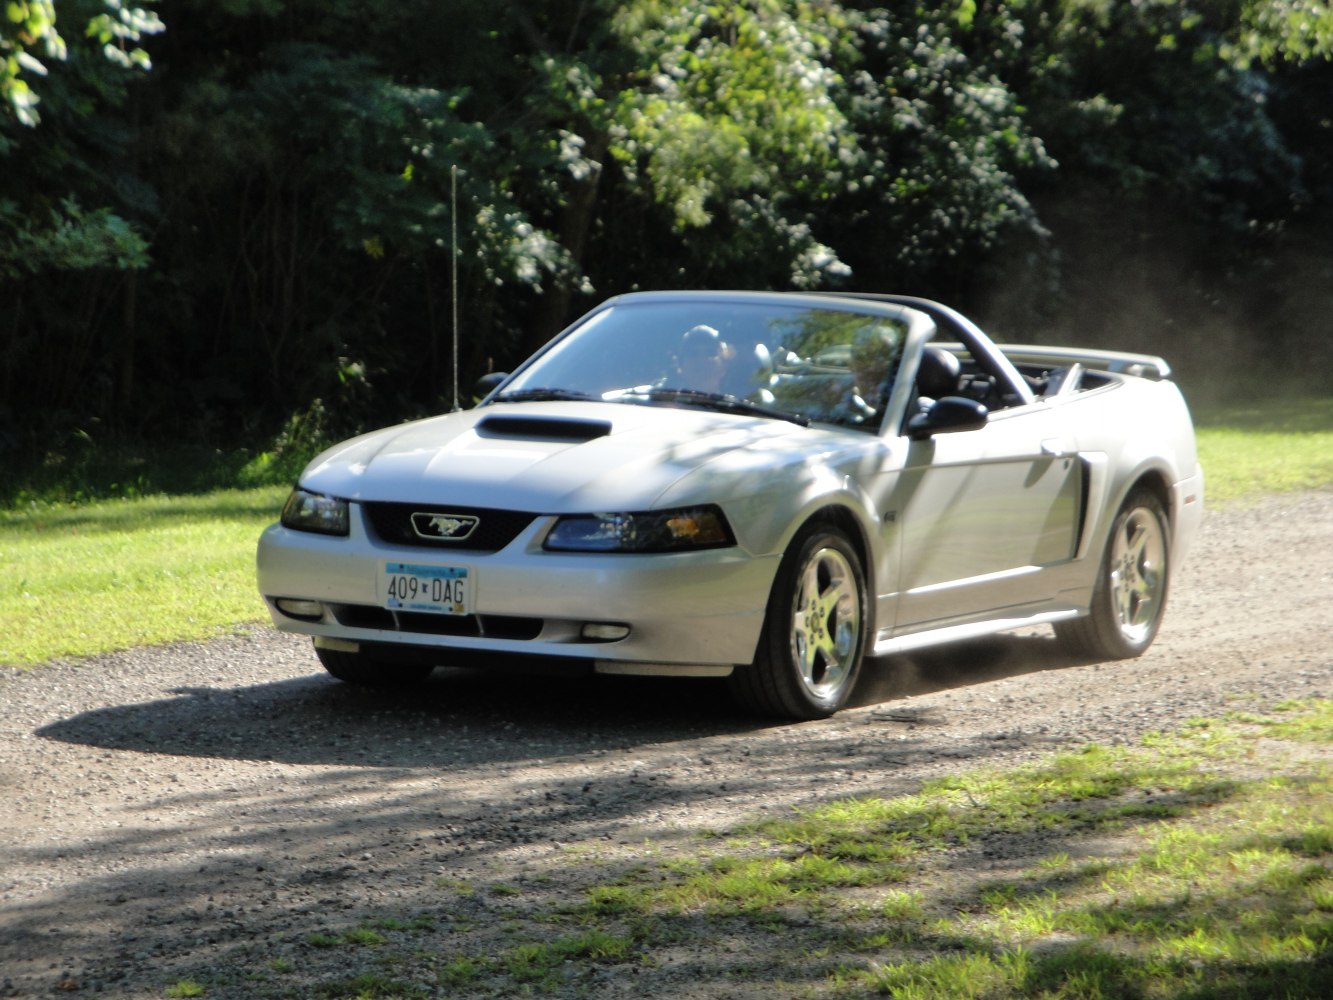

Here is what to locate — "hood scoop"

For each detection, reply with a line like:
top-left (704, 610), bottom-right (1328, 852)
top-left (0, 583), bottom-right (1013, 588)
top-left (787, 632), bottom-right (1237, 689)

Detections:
top-left (476, 413), bottom-right (613, 442)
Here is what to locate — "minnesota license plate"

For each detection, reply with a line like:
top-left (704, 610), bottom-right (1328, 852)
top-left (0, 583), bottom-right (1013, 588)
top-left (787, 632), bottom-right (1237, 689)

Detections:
top-left (381, 562), bottom-right (471, 615)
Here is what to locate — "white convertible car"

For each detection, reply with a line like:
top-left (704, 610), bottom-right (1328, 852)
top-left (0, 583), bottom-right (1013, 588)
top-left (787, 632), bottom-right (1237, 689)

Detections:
top-left (257, 291), bottom-right (1203, 719)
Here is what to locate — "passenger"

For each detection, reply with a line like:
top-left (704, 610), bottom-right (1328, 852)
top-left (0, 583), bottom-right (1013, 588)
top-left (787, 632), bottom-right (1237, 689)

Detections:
top-left (838, 326), bottom-right (900, 425)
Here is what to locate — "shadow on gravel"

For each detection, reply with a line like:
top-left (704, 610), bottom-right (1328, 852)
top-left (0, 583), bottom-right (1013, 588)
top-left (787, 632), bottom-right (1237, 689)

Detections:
top-left (9, 633), bottom-right (1112, 1000)
top-left (36, 631), bottom-right (1091, 768)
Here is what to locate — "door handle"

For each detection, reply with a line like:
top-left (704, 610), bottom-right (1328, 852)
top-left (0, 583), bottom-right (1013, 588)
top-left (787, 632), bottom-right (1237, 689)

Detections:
top-left (1041, 439), bottom-right (1068, 458)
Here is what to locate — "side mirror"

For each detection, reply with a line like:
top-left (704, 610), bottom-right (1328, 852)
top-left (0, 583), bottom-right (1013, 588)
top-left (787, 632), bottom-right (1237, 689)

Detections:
top-left (473, 371), bottom-right (508, 403)
top-left (907, 396), bottom-right (988, 440)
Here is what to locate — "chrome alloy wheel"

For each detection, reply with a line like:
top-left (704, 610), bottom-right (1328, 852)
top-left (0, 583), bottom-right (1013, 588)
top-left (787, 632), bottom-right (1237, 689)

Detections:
top-left (1054, 487), bottom-right (1171, 661)
top-left (1109, 502), bottom-right (1168, 643)
top-left (790, 545), bottom-right (863, 699)
top-left (731, 524), bottom-right (868, 720)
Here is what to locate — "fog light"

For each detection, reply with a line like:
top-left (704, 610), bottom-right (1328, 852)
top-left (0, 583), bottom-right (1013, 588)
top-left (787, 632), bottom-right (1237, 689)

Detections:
top-left (581, 622), bottom-right (631, 641)
top-left (275, 598), bottom-right (325, 621)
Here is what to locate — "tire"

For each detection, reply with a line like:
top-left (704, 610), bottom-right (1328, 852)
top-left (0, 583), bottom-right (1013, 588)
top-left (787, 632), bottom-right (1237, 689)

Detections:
top-left (1055, 487), bottom-right (1171, 660)
top-left (315, 645), bottom-right (435, 688)
top-left (729, 525), bottom-right (869, 720)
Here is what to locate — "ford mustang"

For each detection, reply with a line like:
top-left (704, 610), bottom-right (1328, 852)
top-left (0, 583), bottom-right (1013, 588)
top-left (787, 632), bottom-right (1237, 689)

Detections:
top-left (257, 291), bottom-right (1204, 719)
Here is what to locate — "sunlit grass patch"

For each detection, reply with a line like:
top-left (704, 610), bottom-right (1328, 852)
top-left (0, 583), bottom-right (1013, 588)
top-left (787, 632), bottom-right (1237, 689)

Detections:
top-left (274, 700), bottom-right (1330, 998)
top-left (602, 701), bottom-right (1329, 997)
top-left (852, 950), bottom-right (1018, 999)
top-left (952, 726), bottom-right (1332, 996)
top-left (666, 852), bottom-right (889, 916)
top-left (1248, 697), bottom-right (1333, 744)
top-left (1194, 395), bottom-right (1333, 504)
top-left (0, 486), bottom-right (286, 666)
top-left (750, 734), bottom-right (1239, 872)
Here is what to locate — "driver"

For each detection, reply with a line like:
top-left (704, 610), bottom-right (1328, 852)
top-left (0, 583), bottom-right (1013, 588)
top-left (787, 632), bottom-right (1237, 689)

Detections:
top-left (676, 324), bottom-right (733, 394)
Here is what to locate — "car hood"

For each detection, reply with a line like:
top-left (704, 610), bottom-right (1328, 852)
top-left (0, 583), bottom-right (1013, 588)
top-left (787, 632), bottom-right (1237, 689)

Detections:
top-left (298, 401), bottom-right (851, 511)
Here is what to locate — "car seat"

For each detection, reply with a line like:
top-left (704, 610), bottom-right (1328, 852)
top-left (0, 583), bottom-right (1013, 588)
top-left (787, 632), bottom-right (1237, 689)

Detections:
top-left (916, 346), bottom-right (961, 400)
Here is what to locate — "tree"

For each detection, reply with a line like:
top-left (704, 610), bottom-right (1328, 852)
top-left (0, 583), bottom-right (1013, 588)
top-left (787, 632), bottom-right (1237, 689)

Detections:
top-left (6, 0), bottom-right (1333, 471)
top-left (607, 0), bottom-right (855, 286)
top-left (1236, 0), bottom-right (1333, 62)
top-left (819, 2), bottom-right (1054, 296)
top-left (1, 1), bottom-right (166, 444)
top-left (1, 0), bottom-right (161, 125)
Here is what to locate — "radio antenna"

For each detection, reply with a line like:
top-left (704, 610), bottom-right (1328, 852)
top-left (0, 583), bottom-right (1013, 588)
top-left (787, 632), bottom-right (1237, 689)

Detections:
top-left (450, 163), bottom-right (461, 411)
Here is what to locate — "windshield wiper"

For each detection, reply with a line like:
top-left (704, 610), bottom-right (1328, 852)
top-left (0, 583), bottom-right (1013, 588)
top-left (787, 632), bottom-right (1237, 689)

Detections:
top-left (620, 387), bottom-right (810, 427)
top-left (494, 388), bottom-right (598, 403)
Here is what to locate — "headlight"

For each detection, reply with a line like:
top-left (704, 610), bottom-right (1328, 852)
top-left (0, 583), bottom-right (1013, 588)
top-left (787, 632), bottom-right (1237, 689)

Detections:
top-left (281, 488), bottom-right (350, 536)
top-left (544, 505), bottom-right (735, 553)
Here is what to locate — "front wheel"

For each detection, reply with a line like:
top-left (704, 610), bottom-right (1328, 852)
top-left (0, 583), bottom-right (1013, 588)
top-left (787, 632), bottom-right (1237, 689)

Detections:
top-left (315, 645), bottom-right (435, 687)
top-left (729, 525), bottom-right (868, 720)
top-left (1055, 488), bottom-right (1171, 660)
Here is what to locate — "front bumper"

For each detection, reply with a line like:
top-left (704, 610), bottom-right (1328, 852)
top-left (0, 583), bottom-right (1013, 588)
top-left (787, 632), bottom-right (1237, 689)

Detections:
top-left (256, 515), bottom-right (778, 672)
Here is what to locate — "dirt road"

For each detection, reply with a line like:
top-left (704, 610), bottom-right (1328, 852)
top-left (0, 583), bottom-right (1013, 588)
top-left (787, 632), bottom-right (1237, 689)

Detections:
top-left (1, 490), bottom-right (1330, 998)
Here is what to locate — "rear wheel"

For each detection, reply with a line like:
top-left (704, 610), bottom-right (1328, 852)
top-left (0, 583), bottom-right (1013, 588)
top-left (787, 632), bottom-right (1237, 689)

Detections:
top-left (729, 525), bottom-right (868, 720)
top-left (1055, 488), bottom-right (1170, 660)
top-left (315, 645), bottom-right (435, 687)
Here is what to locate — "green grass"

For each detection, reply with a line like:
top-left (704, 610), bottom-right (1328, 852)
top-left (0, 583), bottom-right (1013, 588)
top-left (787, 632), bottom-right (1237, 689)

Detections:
top-left (0, 486), bottom-right (287, 666)
top-left (0, 395), bottom-right (1329, 667)
top-left (271, 700), bottom-right (1332, 998)
top-left (1193, 394), bottom-right (1333, 505)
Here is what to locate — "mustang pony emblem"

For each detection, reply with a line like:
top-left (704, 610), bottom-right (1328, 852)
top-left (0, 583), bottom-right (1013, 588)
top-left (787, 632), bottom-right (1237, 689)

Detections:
top-left (411, 512), bottom-right (480, 541)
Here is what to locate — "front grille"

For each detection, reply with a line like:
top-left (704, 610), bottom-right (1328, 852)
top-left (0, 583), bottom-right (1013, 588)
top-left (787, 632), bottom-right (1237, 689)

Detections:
top-left (362, 503), bottom-right (537, 552)
top-left (329, 603), bottom-right (543, 640)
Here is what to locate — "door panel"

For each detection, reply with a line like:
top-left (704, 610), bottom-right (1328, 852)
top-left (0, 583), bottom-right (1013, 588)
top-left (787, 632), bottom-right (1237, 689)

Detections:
top-left (893, 405), bottom-right (1081, 628)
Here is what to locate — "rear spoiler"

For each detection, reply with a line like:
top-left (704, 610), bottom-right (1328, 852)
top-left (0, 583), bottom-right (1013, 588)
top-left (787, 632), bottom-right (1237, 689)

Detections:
top-left (998, 344), bottom-right (1172, 381)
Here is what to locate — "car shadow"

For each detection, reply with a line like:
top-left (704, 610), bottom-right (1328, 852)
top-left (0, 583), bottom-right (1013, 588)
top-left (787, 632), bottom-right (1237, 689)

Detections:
top-left (34, 629), bottom-right (1093, 768)
top-left (853, 629), bottom-right (1095, 708)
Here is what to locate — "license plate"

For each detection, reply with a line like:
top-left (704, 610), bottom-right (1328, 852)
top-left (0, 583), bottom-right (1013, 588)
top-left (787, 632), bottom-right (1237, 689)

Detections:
top-left (381, 562), bottom-right (471, 615)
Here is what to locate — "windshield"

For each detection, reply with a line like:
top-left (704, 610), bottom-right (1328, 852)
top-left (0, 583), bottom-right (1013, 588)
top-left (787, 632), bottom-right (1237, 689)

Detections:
top-left (498, 301), bottom-right (907, 431)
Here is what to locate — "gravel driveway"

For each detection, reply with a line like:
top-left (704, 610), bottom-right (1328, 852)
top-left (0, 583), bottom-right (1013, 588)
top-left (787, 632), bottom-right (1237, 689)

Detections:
top-left (2, 489), bottom-right (1330, 998)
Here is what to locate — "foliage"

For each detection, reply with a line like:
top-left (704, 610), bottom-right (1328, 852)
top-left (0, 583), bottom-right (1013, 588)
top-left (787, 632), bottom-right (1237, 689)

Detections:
top-left (1, 0), bottom-right (1332, 473)
top-left (824, 3), bottom-right (1056, 292)
top-left (1006, 0), bottom-right (1303, 227)
top-left (1, 0), bottom-right (65, 125)
top-left (608, 1), bottom-right (857, 286)
top-left (0, 0), bottom-right (161, 125)
top-left (1238, 0), bottom-right (1333, 63)
top-left (0, 196), bottom-right (148, 276)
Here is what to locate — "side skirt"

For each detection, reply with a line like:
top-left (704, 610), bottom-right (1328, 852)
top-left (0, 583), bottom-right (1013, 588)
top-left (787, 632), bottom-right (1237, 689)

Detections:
top-left (872, 607), bottom-right (1083, 656)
